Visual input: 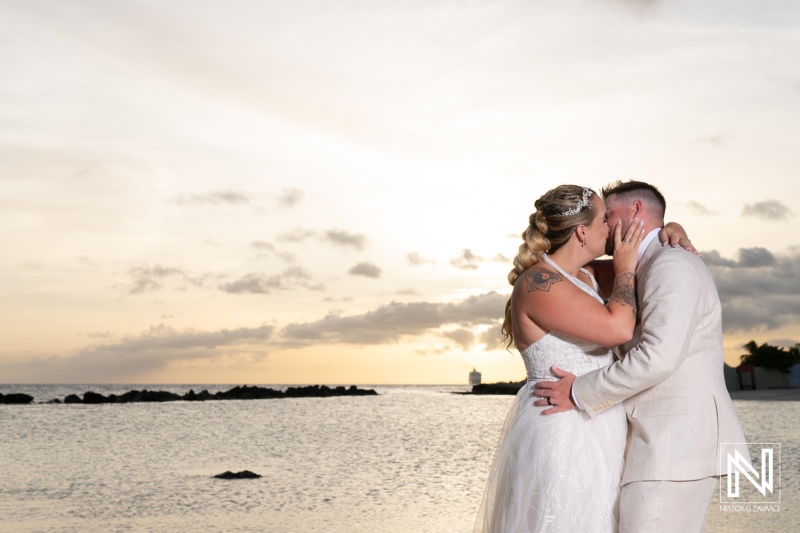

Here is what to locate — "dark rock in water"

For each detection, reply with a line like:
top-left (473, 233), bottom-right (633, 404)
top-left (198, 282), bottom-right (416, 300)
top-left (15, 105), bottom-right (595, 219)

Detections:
top-left (214, 385), bottom-right (283, 400)
top-left (0, 393), bottom-right (34, 404)
top-left (348, 384), bottom-right (377, 396)
top-left (64, 394), bottom-right (82, 404)
top-left (49, 384), bottom-right (378, 404)
top-left (47, 398), bottom-right (62, 404)
top-left (184, 389), bottom-right (213, 401)
top-left (83, 391), bottom-right (109, 404)
top-left (214, 470), bottom-right (262, 479)
top-left (116, 389), bottom-right (182, 403)
top-left (283, 384), bottom-right (378, 398)
top-left (470, 381), bottom-right (526, 395)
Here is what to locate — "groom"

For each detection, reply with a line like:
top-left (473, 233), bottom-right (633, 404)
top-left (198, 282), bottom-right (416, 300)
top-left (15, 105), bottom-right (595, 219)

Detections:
top-left (534, 180), bottom-right (749, 532)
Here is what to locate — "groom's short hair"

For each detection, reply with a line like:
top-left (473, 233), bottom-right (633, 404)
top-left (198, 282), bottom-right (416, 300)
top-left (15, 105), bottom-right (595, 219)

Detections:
top-left (601, 180), bottom-right (666, 222)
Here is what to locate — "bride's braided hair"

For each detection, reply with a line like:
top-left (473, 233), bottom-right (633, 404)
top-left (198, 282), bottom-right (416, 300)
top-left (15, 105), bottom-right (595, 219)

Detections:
top-left (501, 185), bottom-right (598, 349)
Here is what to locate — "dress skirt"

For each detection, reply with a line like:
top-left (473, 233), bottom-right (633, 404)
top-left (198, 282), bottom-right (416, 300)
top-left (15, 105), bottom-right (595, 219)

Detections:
top-left (474, 380), bottom-right (627, 533)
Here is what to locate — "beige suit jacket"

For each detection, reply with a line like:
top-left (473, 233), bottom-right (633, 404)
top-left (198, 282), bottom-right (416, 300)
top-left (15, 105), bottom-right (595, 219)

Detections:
top-left (574, 236), bottom-right (749, 485)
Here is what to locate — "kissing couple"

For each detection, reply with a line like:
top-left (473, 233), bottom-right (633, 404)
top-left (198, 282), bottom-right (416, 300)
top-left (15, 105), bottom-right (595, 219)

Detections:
top-left (474, 180), bottom-right (749, 533)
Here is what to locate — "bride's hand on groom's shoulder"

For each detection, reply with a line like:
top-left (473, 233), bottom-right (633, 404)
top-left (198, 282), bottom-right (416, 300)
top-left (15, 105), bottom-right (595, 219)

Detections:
top-left (532, 367), bottom-right (577, 415)
top-left (661, 222), bottom-right (701, 256)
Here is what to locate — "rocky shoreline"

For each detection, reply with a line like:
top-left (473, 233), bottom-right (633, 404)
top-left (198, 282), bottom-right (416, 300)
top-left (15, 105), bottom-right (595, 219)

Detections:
top-left (0, 385), bottom-right (377, 405)
top-left (464, 381), bottom-right (526, 395)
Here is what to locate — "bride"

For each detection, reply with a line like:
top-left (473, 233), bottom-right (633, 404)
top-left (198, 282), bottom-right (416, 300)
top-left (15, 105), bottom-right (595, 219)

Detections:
top-left (474, 185), bottom-right (689, 533)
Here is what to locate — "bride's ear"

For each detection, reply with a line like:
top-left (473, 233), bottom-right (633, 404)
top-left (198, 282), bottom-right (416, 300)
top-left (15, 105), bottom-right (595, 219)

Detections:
top-left (575, 225), bottom-right (587, 247)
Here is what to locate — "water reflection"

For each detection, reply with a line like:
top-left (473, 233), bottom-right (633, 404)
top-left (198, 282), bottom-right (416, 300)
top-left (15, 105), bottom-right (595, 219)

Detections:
top-left (0, 385), bottom-right (796, 532)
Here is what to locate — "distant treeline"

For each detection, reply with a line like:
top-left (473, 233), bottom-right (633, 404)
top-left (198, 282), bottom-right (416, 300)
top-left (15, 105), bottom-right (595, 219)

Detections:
top-left (740, 340), bottom-right (800, 373)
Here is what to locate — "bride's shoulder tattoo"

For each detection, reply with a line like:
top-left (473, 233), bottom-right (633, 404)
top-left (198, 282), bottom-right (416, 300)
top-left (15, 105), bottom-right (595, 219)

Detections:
top-left (524, 269), bottom-right (563, 293)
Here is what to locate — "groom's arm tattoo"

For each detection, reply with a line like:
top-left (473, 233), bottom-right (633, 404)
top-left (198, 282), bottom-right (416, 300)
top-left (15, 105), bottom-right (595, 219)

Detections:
top-left (524, 270), bottom-right (563, 292)
top-left (609, 272), bottom-right (637, 318)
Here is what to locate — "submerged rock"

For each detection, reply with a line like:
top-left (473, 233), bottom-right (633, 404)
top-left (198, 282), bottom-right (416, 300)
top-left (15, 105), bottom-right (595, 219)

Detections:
top-left (214, 470), bottom-right (262, 479)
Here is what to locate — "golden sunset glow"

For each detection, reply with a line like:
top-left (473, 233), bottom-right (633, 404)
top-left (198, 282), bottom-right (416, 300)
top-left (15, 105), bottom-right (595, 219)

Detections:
top-left (3, 0), bottom-right (800, 383)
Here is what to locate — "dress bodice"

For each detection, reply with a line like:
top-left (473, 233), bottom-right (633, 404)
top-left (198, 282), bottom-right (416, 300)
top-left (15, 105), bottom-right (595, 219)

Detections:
top-left (520, 255), bottom-right (613, 381)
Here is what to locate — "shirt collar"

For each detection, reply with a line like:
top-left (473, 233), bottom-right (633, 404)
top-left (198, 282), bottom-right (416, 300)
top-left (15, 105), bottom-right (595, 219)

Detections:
top-left (638, 228), bottom-right (661, 261)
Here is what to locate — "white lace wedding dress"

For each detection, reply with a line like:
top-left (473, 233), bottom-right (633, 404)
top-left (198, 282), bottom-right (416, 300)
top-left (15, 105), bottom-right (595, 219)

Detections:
top-left (474, 255), bottom-right (627, 533)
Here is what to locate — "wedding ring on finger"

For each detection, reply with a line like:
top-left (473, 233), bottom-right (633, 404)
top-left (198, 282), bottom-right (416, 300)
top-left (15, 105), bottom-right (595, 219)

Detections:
top-left (623, 239), bottom-right (631, 242)
top-left (546, 397), bottom-right (553, 406)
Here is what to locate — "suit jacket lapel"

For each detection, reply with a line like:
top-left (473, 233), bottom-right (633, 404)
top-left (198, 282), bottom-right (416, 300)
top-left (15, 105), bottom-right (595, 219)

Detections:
top-left (614, 231), bottom-right (664, 360)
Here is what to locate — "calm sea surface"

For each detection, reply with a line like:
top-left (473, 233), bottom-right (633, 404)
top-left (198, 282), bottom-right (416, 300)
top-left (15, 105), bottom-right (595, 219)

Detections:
top-left (0, 384), bottom-right (797, 532)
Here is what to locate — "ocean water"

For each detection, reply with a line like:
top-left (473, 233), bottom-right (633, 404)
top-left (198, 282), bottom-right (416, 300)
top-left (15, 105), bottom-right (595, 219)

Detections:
top-left (0, 384), bottom-right (796, 533)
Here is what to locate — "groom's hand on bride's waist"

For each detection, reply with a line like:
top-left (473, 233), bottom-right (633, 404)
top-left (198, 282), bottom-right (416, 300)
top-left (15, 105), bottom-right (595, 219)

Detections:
top-left (533, 366), bottom-right (577, 415)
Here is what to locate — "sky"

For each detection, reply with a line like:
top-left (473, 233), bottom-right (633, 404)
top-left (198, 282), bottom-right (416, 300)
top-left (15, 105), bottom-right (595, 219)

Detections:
top-left (2, 0), bottom-right (800, 384)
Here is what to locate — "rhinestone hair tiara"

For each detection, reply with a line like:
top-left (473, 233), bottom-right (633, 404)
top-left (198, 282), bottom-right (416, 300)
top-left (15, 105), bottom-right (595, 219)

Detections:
top-left (560, 186), bottom-right (593, 216)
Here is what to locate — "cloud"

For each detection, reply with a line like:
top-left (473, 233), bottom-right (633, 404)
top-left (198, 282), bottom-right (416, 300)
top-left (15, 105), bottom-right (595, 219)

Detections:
top-left (276, 228), bottom-right (317, 243)
top-left (321, 296), bottom-right (354, 302)
top-left (21, 261), bottom-right (44, 270)
top-left (279, 291), bottom-right (507, 346)
top-left (450, 249), bottom-right (481, 270)
top-left (251, 241), bottom-right (296, 263)
top-left (220, 266), bottom-right (324, 294)
top-left (5, 292), bottom-right (508, 381)
top-left (477, 325), bottom-right (505, 351)
top-left (397, 288), bottom-right (420, 295)
top-left (699, 135), bottom-right (730, 148)
top-left (324, 229), bottom-right (367, 250)
top-left (601, 0), bottom-right (661, 13)
top-left (348, 261), bottom-right (381, 278)
top-left (174, 190), bottom-right (251, 207)
top-left (277, 188), bottom-right (303, 208)
top-left (125, 265), bottom-right (209, 294)
top-left (704, 247), bottom-right (800, 332)
top-left (3, 324), bottom-right (274, 382)
top-left (87, 331), bottom-right (115, 339)
top-left (78, 256), bottom-right (101, 267)
top-left (766, 338), bottom-right (800, 349)
top-left (703, 247), bottom-right (776, 269)
top-left (442, 328), bottom-right (475, 349)
top-left (742, 200), bottom-right (794, 221)
top-left (413, 345), bottom-right (453, 356)
top-left (449, 249), bottom-right (509, 270)
top-left (276, 228), bottom-right (367, 250)
top-left (685, 201), bottom-right (717, 216)
top-left (737, 248), bottom-right (778, 268)
top-left (406, 252), bottom-right (435, 265)
top-left (251, 241), bottom-right (277, 253)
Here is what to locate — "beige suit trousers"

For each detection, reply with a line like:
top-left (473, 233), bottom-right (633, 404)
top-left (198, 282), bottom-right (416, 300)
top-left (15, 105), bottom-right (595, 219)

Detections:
top-left (619, 477), bottom-right (718, 533)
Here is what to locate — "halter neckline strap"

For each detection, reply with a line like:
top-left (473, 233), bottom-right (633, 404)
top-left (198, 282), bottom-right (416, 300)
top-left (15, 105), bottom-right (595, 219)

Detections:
top-left (542, 254), bottom-right (599, 296)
